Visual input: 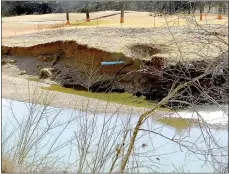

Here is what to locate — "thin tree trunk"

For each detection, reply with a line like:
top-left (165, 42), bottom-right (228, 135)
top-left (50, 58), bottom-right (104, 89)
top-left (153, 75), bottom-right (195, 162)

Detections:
top-left (119, 115), bottom-right (144, 173)
top-left (120, 2), bottom-right (125, 23)
top-left (218, 2), bottom-right (223, 20)
top-left (188, 2), bottom-right (191, 14)
top-left (192, 2), bottom-right (196, 14)
top-left (66, 11), bottom-right (70, 25)
top-left (119, 71), bottom-right (211, 173)
top-left (200, 2), bottom-right (204, 21)
top-left (208, 2), bottom-right (211, 13)
top-left (169, 1), bottom-right (172, 14)
top-left (85, 2), bottom-right (90, 22)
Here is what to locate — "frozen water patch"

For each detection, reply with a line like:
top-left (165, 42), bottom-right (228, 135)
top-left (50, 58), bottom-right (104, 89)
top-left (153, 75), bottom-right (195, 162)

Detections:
top-left (163, 105), bottom-right (228, 126)
top-left (2, 99), bottom-right (228, 172)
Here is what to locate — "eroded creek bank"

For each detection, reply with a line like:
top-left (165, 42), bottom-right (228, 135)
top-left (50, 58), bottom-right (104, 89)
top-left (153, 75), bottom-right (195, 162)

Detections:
top-left (2, 41), bottom-right (228, 108)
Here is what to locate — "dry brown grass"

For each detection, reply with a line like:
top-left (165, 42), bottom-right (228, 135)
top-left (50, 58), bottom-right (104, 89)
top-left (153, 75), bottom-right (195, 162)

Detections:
top-left (2, 156), bottom-right (15, 173)
top-left (2, 11), bottom-right (228, 38)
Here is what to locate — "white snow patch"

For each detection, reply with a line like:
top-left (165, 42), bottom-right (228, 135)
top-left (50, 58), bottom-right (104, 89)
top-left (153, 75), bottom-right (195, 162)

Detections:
top-left (163, 105), bottom-right (228, 126)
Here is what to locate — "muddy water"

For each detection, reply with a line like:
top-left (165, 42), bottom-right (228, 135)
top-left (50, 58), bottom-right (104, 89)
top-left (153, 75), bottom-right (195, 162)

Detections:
top-left (2, 99), bottom-right (228, 172)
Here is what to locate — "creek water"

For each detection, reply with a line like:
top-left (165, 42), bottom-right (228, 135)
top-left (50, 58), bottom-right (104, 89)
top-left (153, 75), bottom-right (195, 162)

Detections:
top-left (2, 99), bottom-right (228, 173)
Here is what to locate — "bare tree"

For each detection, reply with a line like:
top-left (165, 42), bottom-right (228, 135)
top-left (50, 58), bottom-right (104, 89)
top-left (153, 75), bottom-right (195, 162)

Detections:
top-left (218, 2), bottom-right (223, 20)
top-left (199, 2), bottom-right (204, 21)
top-left (117, 13), bottom-right (228, 172)
top-left (65, 2), bottom-right (70, 25)
top-left (66, 10), bottom-right (70, 25)
top-left (2, 86), bottom-right (76, 172)
top-left (120, 2), bottom-right (125, 24)
top-left (85, 2), bottom-right (90, 22)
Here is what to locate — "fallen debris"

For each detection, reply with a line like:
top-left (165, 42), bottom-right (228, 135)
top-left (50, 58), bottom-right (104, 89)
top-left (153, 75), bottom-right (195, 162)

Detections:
top-left (39, 68), bottom-right (54, 79)
top-left (2, 58), bottom-right (16, 65)
top-left (18, 70), bottom-right (27, 75)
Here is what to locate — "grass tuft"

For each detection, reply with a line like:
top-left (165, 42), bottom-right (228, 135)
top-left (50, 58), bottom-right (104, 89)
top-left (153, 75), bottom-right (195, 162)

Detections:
top-left (2, 156), bottom-right (14, 173)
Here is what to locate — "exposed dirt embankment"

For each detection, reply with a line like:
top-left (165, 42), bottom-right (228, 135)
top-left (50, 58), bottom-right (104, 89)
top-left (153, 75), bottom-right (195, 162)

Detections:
top-left (2, 41), bottom-right (144, 89)
top-left (2, 40), bottom-right (141, 74)
top-left (2, 39), bottom-right (228, 108)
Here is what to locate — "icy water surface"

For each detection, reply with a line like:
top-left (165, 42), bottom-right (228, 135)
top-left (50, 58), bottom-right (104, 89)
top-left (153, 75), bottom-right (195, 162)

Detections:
top-left (2, 99), bottom-right (228, 173)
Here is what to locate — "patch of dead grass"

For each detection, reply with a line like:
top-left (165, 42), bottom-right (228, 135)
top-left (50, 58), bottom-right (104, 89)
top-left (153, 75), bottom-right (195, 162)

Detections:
top-left (2, 156), bottom-right (15, 173)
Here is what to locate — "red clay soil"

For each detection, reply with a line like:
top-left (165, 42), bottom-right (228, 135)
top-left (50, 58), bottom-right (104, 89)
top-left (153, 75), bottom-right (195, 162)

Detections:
top-left (2, 41), bottom-right (142, 75)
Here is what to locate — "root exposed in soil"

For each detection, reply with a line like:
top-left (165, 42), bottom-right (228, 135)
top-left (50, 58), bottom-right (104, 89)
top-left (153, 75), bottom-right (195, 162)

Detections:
top-left (131, 53), bottom-right (228, 108)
